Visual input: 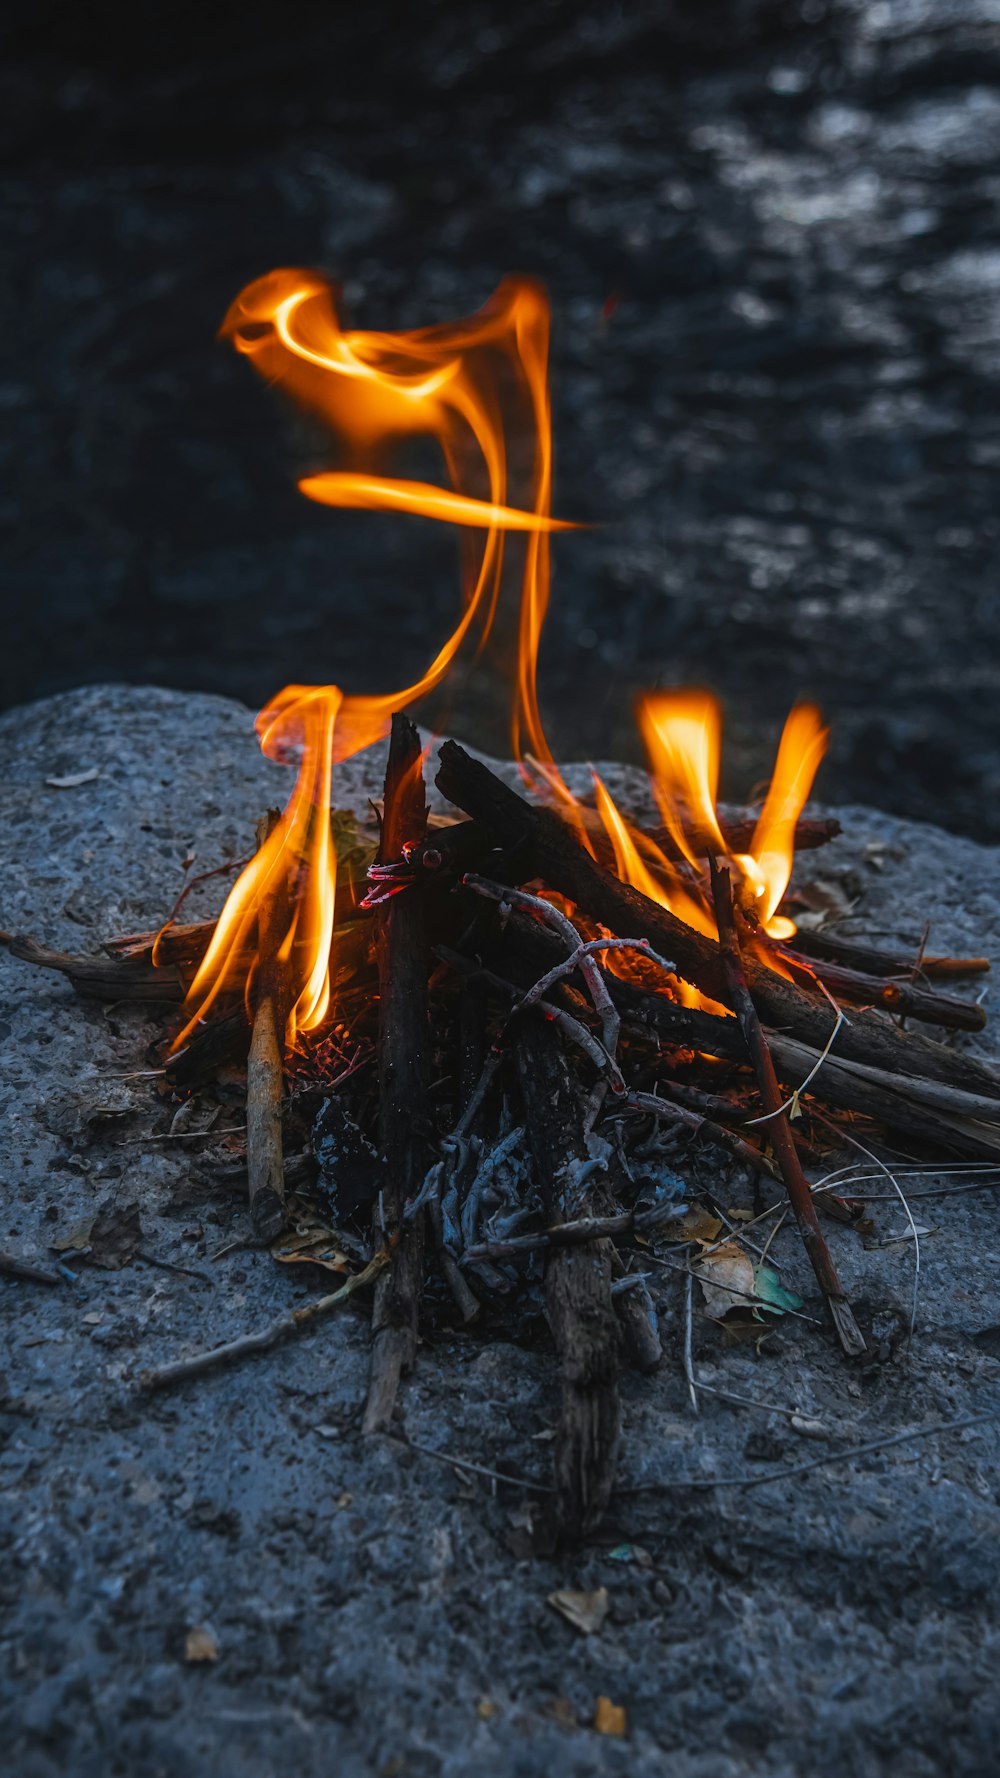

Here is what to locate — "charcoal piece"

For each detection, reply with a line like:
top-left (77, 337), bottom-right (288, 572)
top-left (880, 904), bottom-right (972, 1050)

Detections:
top-left (312, 1099), bottom-right (378, 1221)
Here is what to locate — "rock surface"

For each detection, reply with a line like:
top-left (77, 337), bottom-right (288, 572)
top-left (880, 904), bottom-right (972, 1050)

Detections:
top-left (2, 684), bottom-right (1000, 1777)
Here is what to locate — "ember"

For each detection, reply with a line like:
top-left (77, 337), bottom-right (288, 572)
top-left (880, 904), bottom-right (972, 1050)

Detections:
top-left (8, 269), bottom-right (998, 1541)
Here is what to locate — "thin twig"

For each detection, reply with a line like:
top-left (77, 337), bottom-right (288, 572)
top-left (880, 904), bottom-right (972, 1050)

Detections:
top-left (139, 1250), bottom-right (390, 1391)
top-left (0, 1250), bottom-right (63, 1287)
top-left (683, 1272), bottom-right (698, 1414)
top-left (709, 860), bottom-right (866, 1361)
top-left (618, 1408), bottom-right (999, 1494)
top-left (384, 1432), bottom-right (555, 1494)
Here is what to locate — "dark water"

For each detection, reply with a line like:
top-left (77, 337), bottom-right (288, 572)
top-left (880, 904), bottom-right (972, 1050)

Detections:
top-left (3, 1), bottom-right (1000, 833)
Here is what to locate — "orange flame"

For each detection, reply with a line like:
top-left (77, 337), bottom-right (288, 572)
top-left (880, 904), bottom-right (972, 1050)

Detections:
top-left (748, 703), bottom-right (828, 938)
top-left (168, 686), bottom-right (340, 1054)
top-left (589, 694), bottom-right (828, 951)
top-left (221, 269), bottom-right (569, 768)
top-left (169, 271), bottom-right (572, 1054)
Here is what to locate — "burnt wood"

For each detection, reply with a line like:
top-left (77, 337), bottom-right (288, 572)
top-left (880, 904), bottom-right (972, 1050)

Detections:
top-left (514, 1017), bottom-right (621, 1539)
top-left (435, 739), bottom-right (1000, 1103)
top-left (363, 712), bottom-right (432, 1436)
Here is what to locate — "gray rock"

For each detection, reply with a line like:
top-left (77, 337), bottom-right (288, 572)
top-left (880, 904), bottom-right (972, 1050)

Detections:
top-left (2, 685), bottom-right (1000, 1777)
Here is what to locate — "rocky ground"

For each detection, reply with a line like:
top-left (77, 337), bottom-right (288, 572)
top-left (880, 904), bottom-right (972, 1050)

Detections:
top-left (4, 1), bottom-right (1000, 833)
top-left (2, 684), bottom-right (1000, 1776)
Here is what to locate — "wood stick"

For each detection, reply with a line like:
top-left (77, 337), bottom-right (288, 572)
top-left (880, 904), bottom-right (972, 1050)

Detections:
top-left (709, 859), bottom-right (866, 1360)
top-left (246, 811), bottom-right (289, 1241)
top-left (788, 927), bottom-right (990, 982)
top-left (0, 1250), bottom-right (63, 1287)
top-left (434, 739), bottom-right (1000, 1103)
top-left (139, 1249), bottom-right (390, 1392)
top-left (363, 714), bottom-right (432, 1436)
top-left (772, 944), bottom-right (985, 1033)
top-left (469, 909), bottom-right (1000, 1161)
top-left (514, 1017), bottom-right (621, 1539)
top-left (4, 933), bottom-right (188, 1004)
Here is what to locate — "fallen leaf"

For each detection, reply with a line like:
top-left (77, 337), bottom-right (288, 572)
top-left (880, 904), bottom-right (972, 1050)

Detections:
top-left (45, 767), bottom-right (100, 789)
top-left (752, 1262), bottom-right (804, 1317)
top-left (726, 1207), bottom-right (755, 1223)
top-left (547, 1587), bottom-right (609, 1636)
top-left (672, 1202), bottom-right (723, 1245)
top-left (184, 1627), bottom-right (218, 1663)
top-left (90, 1201), bottom-right (143, 1269)
top-left (271, 1227), bottom-right (351, 1276)
top-left (606, 1543), bottom-right (652, 1568)
top-left (694, 1242), bottom-right (756, 1320)
top-left (593, 1696), bottom-right (627, 1737)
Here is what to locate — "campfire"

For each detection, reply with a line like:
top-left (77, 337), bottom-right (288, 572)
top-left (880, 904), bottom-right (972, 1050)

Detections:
top-left (10, 270), bottom-right (998, 1540)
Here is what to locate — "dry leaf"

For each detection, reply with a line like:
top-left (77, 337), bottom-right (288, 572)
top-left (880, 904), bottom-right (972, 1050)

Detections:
top-left (547, 1587), bottom-right (609, 1636)
top-left (671, 1202), bottom-right (723, 1245)
top-left (45, 767), bottom-right (100, 789)
top-left (694, 1241), bottom-right (756, 1320)
top-left (184, 1627), bottom-right (218, 1663)
top-left (594, 1696), bottom-right (627, 1737)
top-left (271, 1227), bottom-right (351, 1275)
top-left (51, 1199), bottom-right (142, 1270)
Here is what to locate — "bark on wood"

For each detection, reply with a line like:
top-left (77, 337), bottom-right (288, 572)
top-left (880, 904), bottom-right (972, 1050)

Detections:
top-left (364, 714), bottom-right (432, 1435)
top-left (514, 1017), bottom-right (620, 1539)
top-left (434, 740), bottom-right (1000, 1103)
top-left (773, 944), bottom-right (985, 1032)
top-left (789, 927), bottom-right (990, 982)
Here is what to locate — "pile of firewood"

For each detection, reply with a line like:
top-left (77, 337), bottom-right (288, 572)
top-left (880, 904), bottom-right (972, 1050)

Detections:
top-left (9, 714), bottom-right (999, 1539)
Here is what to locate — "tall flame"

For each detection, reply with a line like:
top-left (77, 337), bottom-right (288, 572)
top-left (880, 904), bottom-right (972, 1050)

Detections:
top-left (221, 269), bottom-right (569, 767)
top-left (169, 271), bottom-right (571, 1054)
top-left (590, 693), bottom-right (828, 949)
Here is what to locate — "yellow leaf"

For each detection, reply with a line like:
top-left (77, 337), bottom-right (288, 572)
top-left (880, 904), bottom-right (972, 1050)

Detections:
top-left (594, 1696), bottom-right (627, 1737)
top-left (672, 1202), bottom-right (723, 1244)
top-left (547, 1586), bottom-right (609, 1636)
top-left (184, 1627), bottom-right (218, 1663)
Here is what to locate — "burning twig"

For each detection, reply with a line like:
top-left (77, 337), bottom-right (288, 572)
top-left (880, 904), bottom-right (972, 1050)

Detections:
top-left (708, 859), bottom-right (866, 1360)
top-left (363, 714), bottom-right (432, 1435)
top-left (246, 811), bottom-right (290, 1241)
top-left (434, 740), bottom-right (1000, 1103)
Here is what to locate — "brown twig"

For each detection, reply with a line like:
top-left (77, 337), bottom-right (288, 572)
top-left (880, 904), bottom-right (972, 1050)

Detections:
top-left (246, 810), bottom-right (288, 1241)
top-left (709, 859), bottom-right (866, 1360)
top-left (139, 1250), bottom-right (390, 1392)
top-left (434, 739), bottom-right (1000, 1103)
top-left (363, 714), bottom-right (432, 1435)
